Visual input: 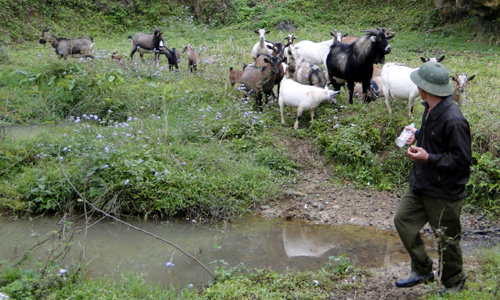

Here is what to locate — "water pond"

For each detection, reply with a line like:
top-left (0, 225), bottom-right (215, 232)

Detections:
top-left (0, 215), bottom-right (410, 287)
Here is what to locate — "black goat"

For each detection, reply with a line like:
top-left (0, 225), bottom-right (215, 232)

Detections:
top-left (39, 28), bottom-right (94, 59)
top-left (326, 28), bottom-right (394, 104)
top-left (158, 46), bottom-right (180, 71)
top-left (128, 29), bottom-right (164, 61)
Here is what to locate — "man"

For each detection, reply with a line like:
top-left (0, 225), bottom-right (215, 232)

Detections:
top-left (394, 61), bottom-right (472, 295)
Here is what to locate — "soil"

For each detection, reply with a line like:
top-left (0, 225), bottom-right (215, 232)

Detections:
top-left (260, 136), bottom-right (500, 299)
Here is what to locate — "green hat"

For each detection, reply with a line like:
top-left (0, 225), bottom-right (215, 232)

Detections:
top-left (410, 61), bottom-right (454, 97)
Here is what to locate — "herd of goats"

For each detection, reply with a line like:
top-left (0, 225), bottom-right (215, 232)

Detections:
top-left (38, 27), bottom-right (476, 129)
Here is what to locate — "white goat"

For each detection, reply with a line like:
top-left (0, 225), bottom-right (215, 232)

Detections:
top-left (250, 28), bottom-right (273, 60)
top-left (290, 30), bottom-right (339, 67)
top-left (279, 73), bottom-right (339, 129)
top-left (380, 55), bottom-right (445, 118)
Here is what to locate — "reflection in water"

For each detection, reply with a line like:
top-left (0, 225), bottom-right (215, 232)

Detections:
top-left (0, 216), bottom-right (411, 287)
top-left (283, 223), bottom-right (336, 257)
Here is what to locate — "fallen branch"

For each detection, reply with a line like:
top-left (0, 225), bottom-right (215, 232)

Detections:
top-left (58, 144), bottom-right (215, 279)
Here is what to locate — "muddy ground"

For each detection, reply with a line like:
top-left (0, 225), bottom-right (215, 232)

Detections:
top-left (260, 137), bottom-right (500, 299)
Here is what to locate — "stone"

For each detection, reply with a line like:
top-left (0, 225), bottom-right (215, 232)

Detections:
top-left (260, 205), bottom-right (271, 210)
top-left (318, 203), bottom-right (325, 211)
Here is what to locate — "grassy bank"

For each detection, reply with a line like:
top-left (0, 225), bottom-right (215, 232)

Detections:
top-left (1, 5), bottom-right (500, 217)
top-left (2, 247), bottom-right (500, 299)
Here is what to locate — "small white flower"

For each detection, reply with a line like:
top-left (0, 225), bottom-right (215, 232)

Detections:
top-left (59, 269), bottom-right (67, 275)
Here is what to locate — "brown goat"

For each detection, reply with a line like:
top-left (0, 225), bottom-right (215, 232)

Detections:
top-left (229, 63), bottom-right (247, 86)
top-left (451, 72), bottom-right (475, 107)
top-left (240, 55), bottom-right (283, 111)
top-left (182, 44), bottom-right (199, 73)
top-left (128, 29), bottom-right (164, 61)
top-left (111, 52), bottom-right (125, 65)
top-left (39, 28), bottom-right (94, 59)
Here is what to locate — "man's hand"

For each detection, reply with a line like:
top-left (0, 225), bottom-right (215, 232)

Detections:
top-left (405, 126), bottom-right (417, 145)
top-left (407, 145), bottom-right (429, 162)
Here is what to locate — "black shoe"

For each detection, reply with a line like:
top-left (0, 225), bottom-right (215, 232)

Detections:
top-left (395, 268), bottom-right (435, 288)
top-left (439, 274), bottom-right (468, 296)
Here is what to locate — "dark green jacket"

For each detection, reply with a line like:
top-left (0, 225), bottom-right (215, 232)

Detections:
top-left (410, 96), bottom-right (472, 200)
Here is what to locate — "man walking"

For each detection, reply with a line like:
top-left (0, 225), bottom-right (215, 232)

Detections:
top-left (394, 61), bottom-right (472, 295)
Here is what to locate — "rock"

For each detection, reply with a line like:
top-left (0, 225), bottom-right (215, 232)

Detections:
top-left (312, 202), bottom-right (318, 207)
top-left (332, 205), bottom-right (341, 210)
top-left (260, 205), bottom-right (271, 210)
top-left (318, 203), bottom-right (325, 211)
top-left (284, 190), bottom-right (307, 196)
top-left (304, 213), bottom-right (313, 221)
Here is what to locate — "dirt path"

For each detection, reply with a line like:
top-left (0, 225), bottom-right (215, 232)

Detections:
top-left (260, 137), bottom-right (500, 298)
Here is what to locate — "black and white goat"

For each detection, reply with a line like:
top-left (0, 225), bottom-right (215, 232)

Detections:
top-left (326, 28), bottom-right (394, 104)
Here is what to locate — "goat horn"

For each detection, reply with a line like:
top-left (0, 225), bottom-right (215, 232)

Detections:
top-left (361, 29), bottom-right (380, 35)
top-left (280, 37), bottom-right (287, 43)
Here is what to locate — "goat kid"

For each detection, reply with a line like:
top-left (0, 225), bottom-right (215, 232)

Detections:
top-left (451, 72), bottom-right (475, 107)
top-left (128, 29), bottom-right (164, 61)
top-left (229, 63), bottom-right (248, 86)
top-left (279, 73), bottom-right (338, 129)
top-left (111, 52), bottom-right (125, 65)
top-left (182, 44), bottom-right (199, 73)
top-left (158, 46), bottom-right (181, 71)
top-left (39, 28), bottom-right (94, 59)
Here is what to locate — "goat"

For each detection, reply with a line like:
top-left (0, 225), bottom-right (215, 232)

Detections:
top-left (294, 59), bottom-right (328, 88)
top-left (250, 28), bottom-right (273, 60)
top-left (158, 46), bottom-right (180, 71)
top-left (290, 30), bottom-right (339, 67)
top-left (111, 52), bottom-right (125, 65)
top-left (279, 69), bottom-right (339, 129)
top-left (39, 28), bottom-right (94, 59)
top-left (229, 63), bottom-right (248, 86)
top-left (182, 44), bottom-right (199, 73)
top-left (326, 28), bottom-right (393, 104)
top-left (380, 55), bottom-right (445, 118)
top-left (420, 54), bottom-right (445, 63)
top-left (128, 29), bottom-right (164, 61)
top-left (239, 54), bottom-right (282, 111)
top-left (451, 72), bottom-right (475, 107)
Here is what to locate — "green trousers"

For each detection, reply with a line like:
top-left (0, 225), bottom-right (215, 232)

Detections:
top-left (394, 187), bottom-right (465, 288)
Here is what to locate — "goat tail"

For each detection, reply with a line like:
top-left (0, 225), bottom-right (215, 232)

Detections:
top-left (127, 35), bottom-right (133, 39)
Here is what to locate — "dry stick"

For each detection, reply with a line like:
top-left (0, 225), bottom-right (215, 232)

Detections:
top-left (58, 159), bottom-right (216, 279)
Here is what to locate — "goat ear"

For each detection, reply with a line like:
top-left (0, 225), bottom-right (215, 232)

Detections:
top-left (468, 74), bottom-right (475, 81)
top-left (420, 57), bottom-right (427, 63)
top-left (343, 33), bottom-right (348, 37)
top-left (386, 34), bottom-right (395, 40)
top-left (451, 76), bottom-right (457, 82)
top-left (254, 30), bottom-right (259, 34)
top-left (265, 31), bottom-right (270, 34)
top-left (266, 45), bottom-right (273, 50)
top-left (437, 55), bottom-right (445, 62)
top-left (263, 57), bottom-right (270, 63)
top-left (370, 36), bottom-right (377, 43)
top-left (230, 66), bottom-right (234, 71)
